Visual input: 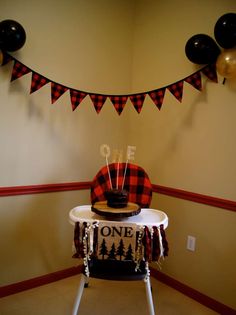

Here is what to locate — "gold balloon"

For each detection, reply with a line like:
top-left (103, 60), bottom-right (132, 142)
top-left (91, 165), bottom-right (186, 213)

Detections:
top-left (0, 50), bottom-right (3, 66)
top-left (216, 48), bottom-right (236, 79)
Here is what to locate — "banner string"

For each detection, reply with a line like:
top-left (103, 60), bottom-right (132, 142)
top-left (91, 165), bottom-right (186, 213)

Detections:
top-left (1, 51), bottom-right (218, 115)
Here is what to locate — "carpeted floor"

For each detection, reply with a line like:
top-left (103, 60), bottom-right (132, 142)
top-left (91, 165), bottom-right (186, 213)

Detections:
top-left (0, 275), bottom-right (218, 315)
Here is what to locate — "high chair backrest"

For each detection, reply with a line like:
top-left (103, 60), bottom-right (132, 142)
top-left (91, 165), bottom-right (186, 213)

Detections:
top-left (91, 163), bottom-right (152, 208)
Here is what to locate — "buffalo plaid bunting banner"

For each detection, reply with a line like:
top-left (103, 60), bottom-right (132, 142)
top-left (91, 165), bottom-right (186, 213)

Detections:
top-left (109, 96), bottom-right (128, 115)
top-left (148, 88), bottom-right (165, 110)
top-left (201, 64), bottom-right (218, 83)
top-left (152, 226), bottom-right (161, 261)
top-left (51, 82), bottom-right (68, 104)
top-left (89, 94), bottom-right (107, 113)
top-left (72, 222), bottom-right (84, 258)
top-left (185, 71), bottom-right (202, 91)
top-left (160, 224), bottom-right (169, 256)
top-left (167, 81), bottom-right (184, 102)
top-left (70, 89), bottom-right (87, 111)
top-left (11, 61), bottom-right (31, 82)
top-left (143, 226), bottom-right (152, 261)
top-left (2, 53), bottom-right (220, 114)
top-left (30, 72), bottom-right (49, 94)
top-left (129, 93), bottom-right (146, 113)
top-left (73, 221), bottom-right (168, 264)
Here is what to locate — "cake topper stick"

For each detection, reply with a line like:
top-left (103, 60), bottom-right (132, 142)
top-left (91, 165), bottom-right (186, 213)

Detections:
top-left (116, 159), bottom-right (119, 189)
top-left (106, 156), bottom-right (113, 189)
top-left (122, 162), bottom-right (128, 190)
top-left (122, 145), bottom-right (136, 190)
top-left (100, 144), bottom-right (112, 189)
top-left (116, 150), bottom-right (123, 189)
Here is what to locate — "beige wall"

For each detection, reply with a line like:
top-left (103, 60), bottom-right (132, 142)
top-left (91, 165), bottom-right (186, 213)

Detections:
top-left (128, 0), bottom-right (236, 309)
top-left (129, 0), bottom-right (236, 201)
top-left (0, 191), bottom-right (90, 284)
top-left (0, 0), bottom-right (236, 310)
top-left (0, 0), bottom-right (134, 187)
top-left (152, 194), bottom-right (236, 309)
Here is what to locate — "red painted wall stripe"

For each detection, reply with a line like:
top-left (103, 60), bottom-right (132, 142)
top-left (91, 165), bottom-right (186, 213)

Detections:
top-left (0, 266), bottom-right (82, 298)
top-left (0, 182), bottom-right (235, 212)
top-left (152, 184), bottom-right (236, 212)
top-left (0, 182), bottom-right (91, 197)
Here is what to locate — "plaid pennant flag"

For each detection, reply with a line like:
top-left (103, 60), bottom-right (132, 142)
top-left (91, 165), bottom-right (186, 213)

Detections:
top-left (109, 96), bottom-right (128, 115)
top-left (167, 81), bottom-right (184, 102)
top-left (30, 72), bottom-right (49, 94)
top-left (201, 64), bottom-right (218, 83)
top-left (89, 94), bottom-right (107, 113)
top-left (51, 82), bottom-right (68, 104)
top-left (129, 93), bottom-right (146, 113)
top-left (70, 89), bottom-right (87, 111)
top-left (148, 88), bottom-right (165, 110)
top-left (11, 60), bottom-right (31, 82)
top-left (1, 51), bottom-right (13, 66)
top-left (185, 71), bottom-right (202, 91)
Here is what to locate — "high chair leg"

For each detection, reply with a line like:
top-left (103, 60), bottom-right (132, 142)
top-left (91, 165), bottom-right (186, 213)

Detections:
top-left (144, 276), bottom-right (155, 315)
top-left (72, 274), bottom-right (87, 315)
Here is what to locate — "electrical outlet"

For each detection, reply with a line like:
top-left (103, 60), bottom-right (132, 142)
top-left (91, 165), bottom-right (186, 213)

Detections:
top-left (187, 235), bottom-right (196, 251)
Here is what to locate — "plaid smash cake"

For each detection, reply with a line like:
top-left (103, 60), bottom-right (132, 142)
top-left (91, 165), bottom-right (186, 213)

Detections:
top-left (105, 189), bottom-right (128, 208)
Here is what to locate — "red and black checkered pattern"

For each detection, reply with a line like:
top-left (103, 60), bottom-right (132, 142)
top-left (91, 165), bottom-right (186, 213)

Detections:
top-left (51, 82), bottom-right (68, 104)
top-left (70, 89), bottom-right (87, 111)
top-left (148, 88), bottom-right (165, 110)
top-left (143, 224), bottom-right (169, 261)
top-left (167, 81), bottom-right (183, 102)
top-left (160, 224), bottom-right (169, 257)
top-left (201, 64), bottom-right (218, 83)
top-left (91, 163), bottom-right (152, 208)
top-left (109, 96), bottom-right (128, 115)
top-left (30, 72), bottom-right (49, 94)
top-left (185, 71), bottom-right (202, 91)
top-left (11, 60), bottom-right (31, 82)
top-left (129, 93), bottom-right (146, 113)
top-left (89, 94), bottom-right (107, 113)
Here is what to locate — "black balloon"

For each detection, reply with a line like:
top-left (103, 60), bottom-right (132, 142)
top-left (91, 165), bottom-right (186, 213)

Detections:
top-left (214, 13), bottom-right (236, 49)
top-left (185, 34), bottom-right (221, 65)
top-left (0, 19), bottom-right (26, 52)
